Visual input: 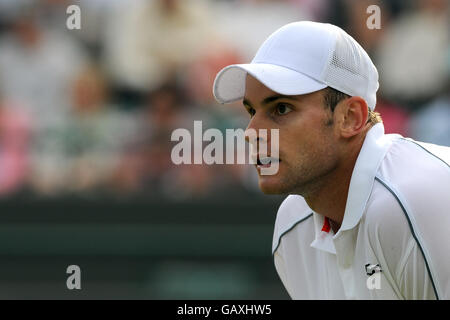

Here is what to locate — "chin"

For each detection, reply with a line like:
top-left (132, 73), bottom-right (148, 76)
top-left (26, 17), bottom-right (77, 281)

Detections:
top-left (258, 175), bottom-right (289, 194)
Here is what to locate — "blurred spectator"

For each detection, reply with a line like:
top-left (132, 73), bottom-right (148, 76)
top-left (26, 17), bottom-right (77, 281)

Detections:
top-left (185, 43), bottom-right (242, 106)
top-left (287, 0), bottom-right (329, 21)
top-left (0, 95), bottom-right (31, 196)
top-left (211, 0), bottom-right (309, 61)
top-left (111, 79), bottom-right (218, 199)
top-left (0, 5), bottom-right (89, 118)
top-left (409, 93), bottom-right (450, 146)
top-left (374, 98), bottom-right (410, 136)
top-left (341, 0), bottom-right (389, 55)
top-left (110, 77), bottom-right (253, 200)
top-left (103, 0), bottom-right (218, 92)
top-left (29, 65), bottom-right (138, 195)
top-left (375, 0), bottom-right (449, 109)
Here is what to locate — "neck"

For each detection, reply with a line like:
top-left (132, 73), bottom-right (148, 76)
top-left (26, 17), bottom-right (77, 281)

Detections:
top-left (304, 129), bottom-right (369, 233)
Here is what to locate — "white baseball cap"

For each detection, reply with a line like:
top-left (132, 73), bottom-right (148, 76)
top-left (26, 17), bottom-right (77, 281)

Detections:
top-left (213, 21), bottom-right (379, 110)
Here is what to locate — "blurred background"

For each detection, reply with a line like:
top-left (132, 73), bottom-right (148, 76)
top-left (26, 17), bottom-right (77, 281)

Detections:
top-left (0, 0), bottom-right (448, 299)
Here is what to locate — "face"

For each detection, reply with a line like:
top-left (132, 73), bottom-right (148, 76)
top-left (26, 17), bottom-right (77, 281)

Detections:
top-left (243, 75), bottom-right (341, 195)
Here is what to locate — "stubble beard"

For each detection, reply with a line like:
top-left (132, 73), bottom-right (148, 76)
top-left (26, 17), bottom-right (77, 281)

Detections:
top-left (281, 145), bottom-right (339, 197)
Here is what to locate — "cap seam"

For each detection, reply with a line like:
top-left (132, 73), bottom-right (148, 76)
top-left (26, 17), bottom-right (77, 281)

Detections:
top-left (319, 25), bottom-right (338, 81)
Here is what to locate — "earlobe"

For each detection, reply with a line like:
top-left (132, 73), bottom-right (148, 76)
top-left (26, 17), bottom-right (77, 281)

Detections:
top-left (339, 97), bottom-right (368, 138)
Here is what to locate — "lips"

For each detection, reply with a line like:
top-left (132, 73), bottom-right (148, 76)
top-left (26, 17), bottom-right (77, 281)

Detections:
top-left (256, 156), bottom-right (281, 167)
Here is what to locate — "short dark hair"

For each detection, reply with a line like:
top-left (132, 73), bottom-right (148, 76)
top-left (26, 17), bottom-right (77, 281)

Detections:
top-left (323, 87), bottom-right (350, 112)
top-left (322, 87), bottom-right (382, 125)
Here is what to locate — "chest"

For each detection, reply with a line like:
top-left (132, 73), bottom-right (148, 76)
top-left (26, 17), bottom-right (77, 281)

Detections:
top-left (277, 225), bottom-right (401, 299)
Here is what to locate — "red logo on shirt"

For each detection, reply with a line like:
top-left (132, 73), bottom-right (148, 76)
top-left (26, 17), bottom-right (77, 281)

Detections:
top-left (321, 217), bottom-right (331, 233)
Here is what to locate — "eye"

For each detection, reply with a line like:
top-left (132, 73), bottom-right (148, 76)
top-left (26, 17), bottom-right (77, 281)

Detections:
top-left (247, 107), bottom-right (256, 117)
top-left (275, 103), bottom-right (292, 116)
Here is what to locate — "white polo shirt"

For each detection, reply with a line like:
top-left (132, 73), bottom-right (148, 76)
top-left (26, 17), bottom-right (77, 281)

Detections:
top-left (272, 123), bottom-right (450, 300)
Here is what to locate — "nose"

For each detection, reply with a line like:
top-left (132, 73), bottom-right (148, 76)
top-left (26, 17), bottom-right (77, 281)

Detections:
top-left (244, 116), bottom-right (265, 145)
top-left (245, 119), bottom-right (262, 165)
top-left (244, 114), bottom-right (275, 164)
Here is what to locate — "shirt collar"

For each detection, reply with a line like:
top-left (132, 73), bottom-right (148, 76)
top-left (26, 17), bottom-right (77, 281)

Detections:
top-left (311, 212), bottom-right (337, 254)
top-left (336, 123), bottom-right (394, 235)
top-left (310, 123), bottom-right (395, 253)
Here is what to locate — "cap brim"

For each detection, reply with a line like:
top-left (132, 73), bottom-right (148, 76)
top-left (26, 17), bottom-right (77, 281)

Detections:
top-left (213, 63), bottom-right (327, 104)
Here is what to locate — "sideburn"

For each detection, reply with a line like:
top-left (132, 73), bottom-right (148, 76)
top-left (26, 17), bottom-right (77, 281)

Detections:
top-left (324, 110), bottom-right (334, 127)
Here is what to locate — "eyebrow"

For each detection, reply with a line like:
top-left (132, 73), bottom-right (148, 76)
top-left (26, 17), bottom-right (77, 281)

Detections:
top-left (243, 94), bottom-right (299, 107)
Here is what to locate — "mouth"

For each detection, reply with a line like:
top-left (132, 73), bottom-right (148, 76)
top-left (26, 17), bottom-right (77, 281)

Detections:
top-left (256, 156), bottom-right (281, 168)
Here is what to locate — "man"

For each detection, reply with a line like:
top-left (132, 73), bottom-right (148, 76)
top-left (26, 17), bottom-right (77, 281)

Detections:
top-left (212, 21), bottom-right (450, 299)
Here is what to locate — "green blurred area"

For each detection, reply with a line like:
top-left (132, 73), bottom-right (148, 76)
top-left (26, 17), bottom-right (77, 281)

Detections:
top-left (0, 196), bottom-right (289, 299)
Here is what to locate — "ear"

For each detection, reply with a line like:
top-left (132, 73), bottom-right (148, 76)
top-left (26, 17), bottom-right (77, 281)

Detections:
top-left (335, 96), bottom-right (368, 138)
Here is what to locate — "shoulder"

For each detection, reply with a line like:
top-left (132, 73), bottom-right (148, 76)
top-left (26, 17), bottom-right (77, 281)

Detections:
top-left (403, 139), bottom-right (450, 167)
top-left (376, 137), bottom-right (450, 218)
top-left (272, 195), bottom-right (313, 254)
top-left (380, 137), bottom-right (449, 185)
